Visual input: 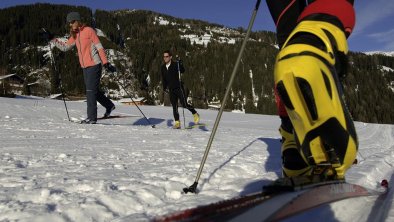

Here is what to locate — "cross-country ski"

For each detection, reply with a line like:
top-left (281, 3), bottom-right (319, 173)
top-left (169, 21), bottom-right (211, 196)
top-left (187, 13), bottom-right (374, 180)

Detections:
top-left (155, 181), bottom-right (389, 221)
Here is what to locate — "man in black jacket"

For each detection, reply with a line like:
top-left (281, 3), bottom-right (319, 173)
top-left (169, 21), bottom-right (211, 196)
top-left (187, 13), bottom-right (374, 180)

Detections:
top-left (161, 50), bottom-right (199, 129)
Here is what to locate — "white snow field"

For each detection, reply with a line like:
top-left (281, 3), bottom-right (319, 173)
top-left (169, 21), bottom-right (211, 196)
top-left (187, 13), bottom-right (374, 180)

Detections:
top-left (0, 96), bottom-right (393, 221)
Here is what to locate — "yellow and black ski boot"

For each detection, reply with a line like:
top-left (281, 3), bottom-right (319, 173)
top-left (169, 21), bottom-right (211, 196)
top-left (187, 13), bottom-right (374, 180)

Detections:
top-left (274, 17), bottom-right (358, 179)
top-left (193, 113), bottom-right (200, 124)
top-left (173, 120), bottom-right (181, 129)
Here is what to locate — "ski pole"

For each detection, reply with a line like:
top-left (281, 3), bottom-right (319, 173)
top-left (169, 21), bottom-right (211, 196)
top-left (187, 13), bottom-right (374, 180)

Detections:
top-left (48, 41), bottom-right (71, 121)
top-left (183, 0), bottom-right (261, 194)
top-left (110, 72), bottom-right (156, 128)
top-left (108, 49), bottom-right (155, 128)
top-left (177, 58), bottom-right (186, 128)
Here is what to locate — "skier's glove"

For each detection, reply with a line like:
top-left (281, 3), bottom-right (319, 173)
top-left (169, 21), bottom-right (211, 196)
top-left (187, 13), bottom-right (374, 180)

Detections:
top-left (104, 63), bottom-right (116, 73)
top-left (40, 28), bottom-right (54, 41)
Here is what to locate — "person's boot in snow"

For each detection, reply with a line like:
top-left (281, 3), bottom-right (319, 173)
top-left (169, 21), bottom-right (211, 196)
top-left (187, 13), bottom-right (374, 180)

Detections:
top-left (173, 120), bottom-right (181, 129)
top-left (273, 15), bottom-right (358, 179)
top-left (193, 113), bottom-right (200, 124)
top-left (80, 118), bottom-right (97, 124)
top-left (104, 105), bottom-right (115, 118)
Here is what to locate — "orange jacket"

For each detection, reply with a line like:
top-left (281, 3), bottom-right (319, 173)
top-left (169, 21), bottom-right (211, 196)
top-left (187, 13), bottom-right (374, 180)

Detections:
top-left (52, 26), bottom-right (108, 68)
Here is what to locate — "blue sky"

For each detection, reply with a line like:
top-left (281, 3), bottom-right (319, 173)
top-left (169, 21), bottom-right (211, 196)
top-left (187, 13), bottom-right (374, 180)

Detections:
top-left (1, 0), bottom-right (394, 52)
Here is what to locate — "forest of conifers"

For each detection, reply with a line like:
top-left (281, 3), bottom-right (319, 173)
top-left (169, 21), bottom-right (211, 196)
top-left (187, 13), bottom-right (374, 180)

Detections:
top-left (0, 4), bottom-right (393, 123)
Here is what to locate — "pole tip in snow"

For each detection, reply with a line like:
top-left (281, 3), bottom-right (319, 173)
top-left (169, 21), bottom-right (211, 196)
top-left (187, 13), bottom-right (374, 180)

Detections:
top-left (381, 179), bottom-right (389, 189)
top-left (183, 182), bottom-right (198, 194)
top-left (151, 125), bottom-right (156, 128)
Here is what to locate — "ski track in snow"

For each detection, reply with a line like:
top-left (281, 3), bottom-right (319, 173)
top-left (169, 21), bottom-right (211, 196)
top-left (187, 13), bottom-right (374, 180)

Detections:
top-left (0, 96), bottom-right (393, 221)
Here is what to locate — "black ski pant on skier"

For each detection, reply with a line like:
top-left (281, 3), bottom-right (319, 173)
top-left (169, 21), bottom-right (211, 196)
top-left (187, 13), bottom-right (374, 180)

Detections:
top-left (169, 86), bottom-right (197, 122)
top-left (83, 64), bottom-right (115, 122)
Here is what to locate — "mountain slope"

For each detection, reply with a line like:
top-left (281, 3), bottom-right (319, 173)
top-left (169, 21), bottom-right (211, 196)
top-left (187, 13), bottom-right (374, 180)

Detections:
top-left (0, 3), bottom-right (394, 124)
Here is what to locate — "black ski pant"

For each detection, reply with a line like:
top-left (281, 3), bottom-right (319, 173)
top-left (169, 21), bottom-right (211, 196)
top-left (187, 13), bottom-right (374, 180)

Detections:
top-left (169, 87), bottom-right (196, 121)
top-left (83, 64), bottom-right (114, 120)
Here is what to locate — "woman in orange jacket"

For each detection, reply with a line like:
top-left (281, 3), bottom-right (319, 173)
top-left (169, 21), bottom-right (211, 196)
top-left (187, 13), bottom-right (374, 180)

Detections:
top-left (52, 12), bottom-right (116, 124)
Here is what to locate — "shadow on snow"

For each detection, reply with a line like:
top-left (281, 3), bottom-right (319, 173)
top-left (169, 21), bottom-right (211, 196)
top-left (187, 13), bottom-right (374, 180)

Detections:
top-left (198, 137), bottom-right (282, 193)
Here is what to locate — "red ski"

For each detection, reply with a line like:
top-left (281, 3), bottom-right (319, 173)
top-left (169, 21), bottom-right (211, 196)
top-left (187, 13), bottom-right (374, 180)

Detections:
top-left (154, 180), bottom-right (388, 222)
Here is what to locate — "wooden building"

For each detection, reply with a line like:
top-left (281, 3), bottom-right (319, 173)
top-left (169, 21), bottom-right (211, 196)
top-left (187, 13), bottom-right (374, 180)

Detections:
top-left (0, 74), bottom-right (24, 96)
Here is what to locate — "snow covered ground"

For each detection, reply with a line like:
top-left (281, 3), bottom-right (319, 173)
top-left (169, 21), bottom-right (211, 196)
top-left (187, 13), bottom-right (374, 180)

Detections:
top-left (0, 96), bottom-right (393, 221)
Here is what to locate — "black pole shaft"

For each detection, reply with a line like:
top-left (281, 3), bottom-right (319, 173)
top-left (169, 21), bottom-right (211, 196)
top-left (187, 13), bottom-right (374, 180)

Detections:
top-left (115, 74), bottom-right (155, 128)
top-left (184, 0), bottom-right (261, 194)
top-left (49, 45), bottom-right (71, 121)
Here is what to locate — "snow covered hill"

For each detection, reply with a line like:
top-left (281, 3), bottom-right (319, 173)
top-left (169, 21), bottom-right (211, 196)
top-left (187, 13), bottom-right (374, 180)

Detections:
top-left (365, 51), bottom-right (394, 57)
top-left (0, 96), bottom-right (393, 221)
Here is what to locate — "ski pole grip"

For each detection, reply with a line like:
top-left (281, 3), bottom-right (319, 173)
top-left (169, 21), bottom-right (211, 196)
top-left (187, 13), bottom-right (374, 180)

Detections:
top-left (255, 0), bottom-right (261, 10)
